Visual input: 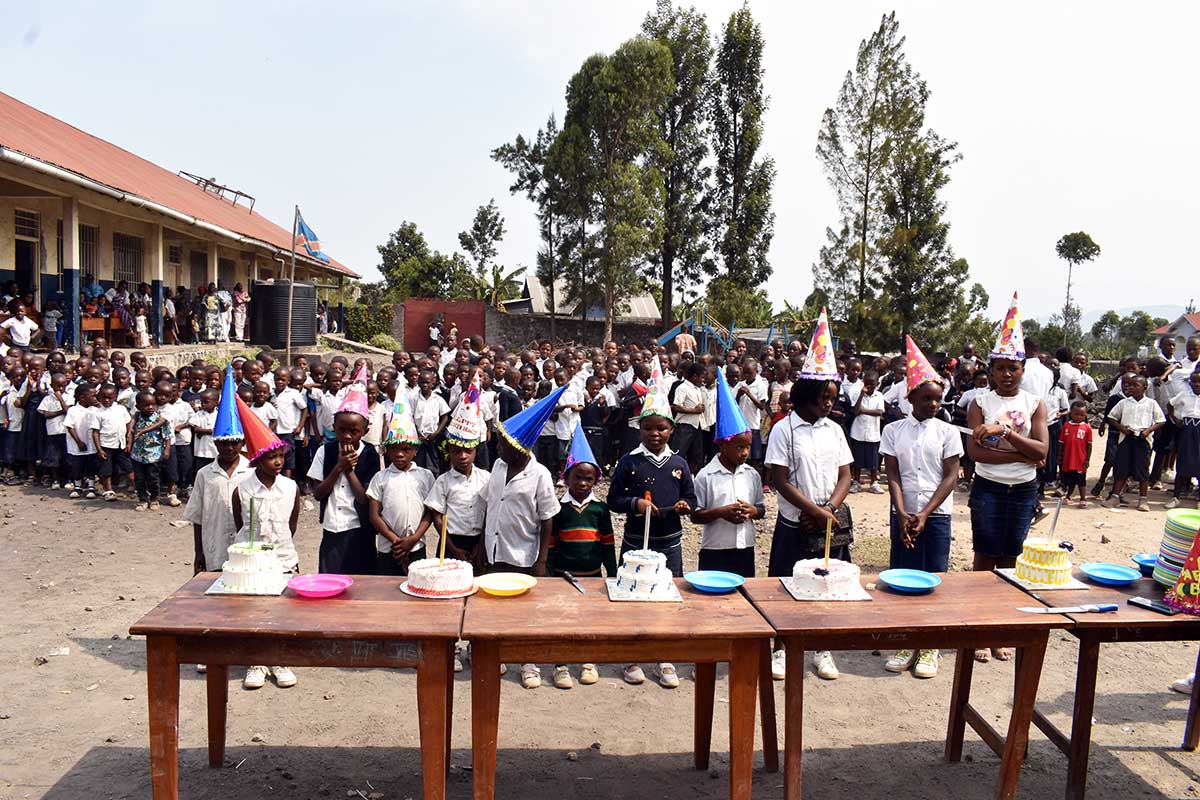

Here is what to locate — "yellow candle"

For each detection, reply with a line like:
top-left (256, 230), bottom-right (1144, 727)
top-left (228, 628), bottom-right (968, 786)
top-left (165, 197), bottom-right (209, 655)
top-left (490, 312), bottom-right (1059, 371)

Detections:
top-left (823, 515), bottom-right (833, 570)
top-left (438, 511), bottom-right (449, 565)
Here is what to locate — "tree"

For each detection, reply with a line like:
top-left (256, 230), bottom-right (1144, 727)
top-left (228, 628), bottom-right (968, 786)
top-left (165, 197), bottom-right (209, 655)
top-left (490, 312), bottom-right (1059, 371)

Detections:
top-left (459, 200), bottom-right (507, 293)
top-left (375, 221), bottom-right (474, 301)
top-left (703, 273), bottom-right (772, 328)
top-left (1054, 231), bottom-right (1101, 347)
top-left (810, 223), bottom-right (858, 322)
top-left (474, 263), bottom-right (525, 309)
top-left (642, 0), bottom-right (714, 330)
top-left (710, 6), bottom-right (775, 286)
top-left (816, 12), bottom-right (924, 340)
top-left (1090, 309), bottom-right (1122, 354)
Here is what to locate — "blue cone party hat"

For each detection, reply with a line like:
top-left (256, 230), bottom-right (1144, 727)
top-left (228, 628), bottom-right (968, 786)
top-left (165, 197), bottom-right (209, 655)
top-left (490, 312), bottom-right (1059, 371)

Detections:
top-left (563, 422), bottom-right (600, 478)
top-left (714, 368), bottom-right (750, 442)
top-left (496, 382), bottom-right (568, 456)
top-left (212, 365), bottom-right (245, 441)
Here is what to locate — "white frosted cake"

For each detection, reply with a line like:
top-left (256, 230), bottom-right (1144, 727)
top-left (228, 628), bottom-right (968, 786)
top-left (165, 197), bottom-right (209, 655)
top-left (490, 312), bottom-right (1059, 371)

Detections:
top-left (790, 558), bottom-right (863, 599)
top-left (220, 542), bottom-right (284, 593)
top-left (406, 558), bottom-right (475, 597)
top-left (614, 549), bottom-right (674, 598)
top-left (1014, 537), bottom-right (1073, 586)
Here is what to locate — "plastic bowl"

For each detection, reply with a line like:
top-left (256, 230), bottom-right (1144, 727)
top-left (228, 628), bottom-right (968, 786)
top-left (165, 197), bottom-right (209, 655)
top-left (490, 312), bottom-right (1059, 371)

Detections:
top-left (1080, 562), bottom-right (1141, 587)
top-left (475, 573), bottom-right (537, 597)
top-left (1130, 553), bottom-right (1158, 578)
top-left (684, 570), bottom-right (745, 594)
top-left (878, 569), bottom-right (942, 594)
top-left (288, 574), bottom-right (353, 599)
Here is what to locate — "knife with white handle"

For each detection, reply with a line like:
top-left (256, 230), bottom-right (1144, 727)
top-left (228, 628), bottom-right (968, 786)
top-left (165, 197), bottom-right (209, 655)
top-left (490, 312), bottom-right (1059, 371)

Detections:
top-left (1017, 603), bottom-right (1119, 614)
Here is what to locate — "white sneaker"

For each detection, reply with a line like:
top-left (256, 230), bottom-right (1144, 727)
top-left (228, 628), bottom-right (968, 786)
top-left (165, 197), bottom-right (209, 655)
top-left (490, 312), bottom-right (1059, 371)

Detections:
top-left (849, 481), bottom-right (860, 494)
top-left (520, 664), bottom-right (541, 689)
top-left (270, 666), bottom-right (296, 688)
top-left (243, 665), bottom-right (268, 690)
top-left (1165, 469), bottom-right (1177, 484)
top-left (623, 664), bottom-right (646, 685)
top-left (814, 651), bottom-right (839, 680)
top-left (771, 649), bottom-right (786, 681)
top-left (869, 482), bottom-right (885, 494)
top-left (884, 649), bottom-right (916, 673)
top-left (1166, 498), bottom-right (1181, 510)
top-left (656, 662), bottom-right (680, 688)
top-left (1171, 674), bottom-right (1195, 694)
top-left (913, 650), bottom-right (940, 679)
top-left (166, 493), bottom-right (182, 507)
top-left (553, 665), bottom-right (574, 689)
top-left (579, 663), bottom-right (599, 685)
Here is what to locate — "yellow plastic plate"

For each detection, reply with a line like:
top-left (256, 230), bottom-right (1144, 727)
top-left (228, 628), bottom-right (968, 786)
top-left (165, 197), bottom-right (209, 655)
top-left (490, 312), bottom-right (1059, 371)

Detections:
top-left (475, 573), bottom-right (538, 597)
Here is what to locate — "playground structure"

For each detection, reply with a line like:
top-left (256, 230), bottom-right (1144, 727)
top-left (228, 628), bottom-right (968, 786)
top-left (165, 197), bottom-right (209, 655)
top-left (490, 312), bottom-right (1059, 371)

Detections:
top-left (658, 309), bottom-right (828, 354)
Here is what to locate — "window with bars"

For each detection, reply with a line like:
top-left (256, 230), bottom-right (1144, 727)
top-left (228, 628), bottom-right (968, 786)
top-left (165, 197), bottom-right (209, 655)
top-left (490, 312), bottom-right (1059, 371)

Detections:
top-left (14, 209), bottom-right (39, 239)
top-left (80, 225), bottom-right (98, 276)
top-left (113, 233), bottom-right (144, 285)
top-left (168, 245), bottom-right (182, 264)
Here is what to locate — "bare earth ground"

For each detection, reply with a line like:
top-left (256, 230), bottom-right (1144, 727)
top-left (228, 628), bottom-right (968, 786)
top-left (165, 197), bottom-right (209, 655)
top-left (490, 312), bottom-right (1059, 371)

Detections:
top-left (2, 463), bottom-right (1199, 800)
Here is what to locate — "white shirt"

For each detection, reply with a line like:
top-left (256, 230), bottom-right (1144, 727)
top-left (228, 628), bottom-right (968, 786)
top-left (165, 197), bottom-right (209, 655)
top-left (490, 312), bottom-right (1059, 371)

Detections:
top-left (412, 392), bottom-right (450, 438)
top-left (250, 402), bottom-right (278, 430)
top-left (673, 380), bottom-right (705, 427)
top-left (1057, 361), bottom-right (1081, 393)
top-left (164, 399), bottom-right (194, 445)
top-left (189, 409), bottom-right (218, 458)
top-left (482, 457), bottom-right (559, 568)
top-left (1046, 386), bottom-right (1070, 424)
top-left (64, 405), bottom-right (97, 455)
top-left (306, 442), bottom-right (366, 533)
top-left (315, 388), bottom-right (345, 437)
top-left (1020, 358), bottom-right (1055, 400)
top-left (850, 391), bottom-right (884, 443)
top-left (38, 392), bottom-right (71, 437)
top-left (974, 390), bottom-right (1043, 485)
top-left (1171, 390), bottom-right (1200, 421)
top-left (554, 381), bottom-right (583, 440)
top-left (95, 403), bottom-right (131, 449)
top-left (273, 387), bottom-right (307, 433)
top-left (699, 384), bottom-right (717, 431)
top-left (616, 367), bottom-right (634, 392)
top-left (364, 402), bottom-right (386, 447)
top-left (736, 377), bottom-right (768, 431)
top-left (1109, 396), bottom-right (1166, 447)
top-left (765, 413), bottom-right (854, 523)
top-left (424, 465), bottom-right (490, 537)
top-left (1070, 372), bottom-right (1098, 402)
top-left (1170, 358), bottom-right (1199, 395)
top-left (1, 316), bottom-right (38, 347)
top-left (879, 416), bottom-right (964, 516)
top-left (693, 455), bottom-right (765, 550)
top-left (184, 457), bottom-right (253, 571)
top-left (883, 381), bottom-right (912, 416)
top-left (235, 473), bottom-right (299, 570)
top-left (842, 379), bottom-right (863, 409)
top-left (365, 463), bottom-right (435, 554)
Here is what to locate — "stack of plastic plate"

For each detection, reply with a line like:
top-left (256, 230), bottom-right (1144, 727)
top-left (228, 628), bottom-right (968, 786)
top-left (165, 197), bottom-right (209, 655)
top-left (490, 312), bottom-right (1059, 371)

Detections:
top-left (1153, 508), bottom-right (1200, 588)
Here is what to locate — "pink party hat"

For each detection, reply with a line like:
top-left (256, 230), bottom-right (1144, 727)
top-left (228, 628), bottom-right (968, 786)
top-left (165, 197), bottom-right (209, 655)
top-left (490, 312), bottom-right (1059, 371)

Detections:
top-left (337, 364), bottom-right (371, 418)
top-left (990, 292), bottom-right (1026, 361)
top-left (798, 307), bottom-right (841, 381)
top-left (904, 335), bottom-right (942, 394)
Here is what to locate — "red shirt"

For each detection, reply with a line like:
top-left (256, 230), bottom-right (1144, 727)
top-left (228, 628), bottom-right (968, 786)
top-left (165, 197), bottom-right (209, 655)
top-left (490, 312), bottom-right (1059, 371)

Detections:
top-left (1059, 420), bottom-right (1093, 472)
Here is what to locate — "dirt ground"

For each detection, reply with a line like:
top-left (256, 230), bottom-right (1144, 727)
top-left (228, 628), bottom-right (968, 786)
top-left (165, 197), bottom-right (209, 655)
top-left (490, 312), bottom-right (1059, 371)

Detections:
top-left (3, 462), bottom-right (1199, 800)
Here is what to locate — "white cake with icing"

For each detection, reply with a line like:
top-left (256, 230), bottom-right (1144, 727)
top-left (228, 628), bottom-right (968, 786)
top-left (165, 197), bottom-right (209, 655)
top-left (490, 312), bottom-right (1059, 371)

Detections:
top-left (615, 549), bottom-right (674, 598)
top-left (406, 558), bottom-right (475, 597)
top-left (1014, 537), bottom-right (1073, 586)
top-left (790, 558), bottom-right (863, 599)
top-left (220, 542), bottom-right (285, 593)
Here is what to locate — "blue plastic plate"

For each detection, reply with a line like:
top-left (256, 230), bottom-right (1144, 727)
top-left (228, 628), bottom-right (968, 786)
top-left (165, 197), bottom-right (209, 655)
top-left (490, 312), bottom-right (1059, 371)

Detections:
top-left (1130, 553), bottom-right (1158, 578)
top-left (1080, 562), bottom-right (1141, 587)
top-left (684, 570), bottom-right (745, 594)
top-left (878, 569), bottom-right (942, 594)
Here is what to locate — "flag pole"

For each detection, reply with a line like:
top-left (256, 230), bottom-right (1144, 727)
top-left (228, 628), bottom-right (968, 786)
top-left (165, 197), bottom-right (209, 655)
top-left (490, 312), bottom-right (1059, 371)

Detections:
top-left (286, 205), bottom-right (298, 366)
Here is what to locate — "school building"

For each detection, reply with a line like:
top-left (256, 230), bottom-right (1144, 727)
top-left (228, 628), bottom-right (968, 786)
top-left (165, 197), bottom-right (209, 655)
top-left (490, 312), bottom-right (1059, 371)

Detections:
top-left (0, 90), bottom-right (357, 347)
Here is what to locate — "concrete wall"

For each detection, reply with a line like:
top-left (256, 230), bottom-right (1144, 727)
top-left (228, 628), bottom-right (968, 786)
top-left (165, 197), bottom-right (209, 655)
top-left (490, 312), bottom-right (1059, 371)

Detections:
top-left (485, 308), bottom-right (659, 349)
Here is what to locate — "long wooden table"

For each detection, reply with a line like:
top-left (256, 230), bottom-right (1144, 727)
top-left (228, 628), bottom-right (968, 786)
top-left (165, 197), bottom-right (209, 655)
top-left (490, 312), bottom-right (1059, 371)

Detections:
top-left (461, 577), bottom-right (776, 800)
top-left (1018, 571), bottom-right (1200, 799)
top-left (129, 574), bottom-right (464, 800)
top-left (743, 571), bottom-right (1071, 800)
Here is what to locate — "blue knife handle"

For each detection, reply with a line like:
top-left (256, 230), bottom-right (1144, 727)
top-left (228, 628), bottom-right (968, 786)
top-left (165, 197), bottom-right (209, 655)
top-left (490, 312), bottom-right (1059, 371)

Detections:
top-left (1094, 604), bottom-right (1119, 613)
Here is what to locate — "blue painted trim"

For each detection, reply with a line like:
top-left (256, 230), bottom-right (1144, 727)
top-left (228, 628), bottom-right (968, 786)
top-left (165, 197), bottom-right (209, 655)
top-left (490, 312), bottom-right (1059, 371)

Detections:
top-left (151, 280), bottom-right (164, 344)
top-left (63, 268), bottom-right (81, 351)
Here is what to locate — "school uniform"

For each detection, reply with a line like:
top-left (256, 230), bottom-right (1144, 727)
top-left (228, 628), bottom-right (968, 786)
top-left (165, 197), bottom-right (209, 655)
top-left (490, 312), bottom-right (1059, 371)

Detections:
top-left (365, 463), bottom-right (435, 576)
top-left (424, 465), bottom-right (490, 555)
top-left (162, 398), bottom-right (195, 491)
top-left (880, 415), bottom-right (963, 572)
top-left (36, 392), bottom-right (70, 473)
top-left (579, 395), bottom-right (610, 472)
top-left (849, 391), bottom-right (884, 471)
top-left (95, 403), bottom-right (133, 479)
top-left (1042, 385), bottom-right (1070, 487)
top-left (184, 456), bottom-right (253, 571)
top-left (412, 392), bottom-right (450, 473)
top-left (554, 381), bottom-right (584, 463)
top-left (235, 473), bottom-right (300, 572)
top-left (273, 387), bottom-right (307, 471)
top-left (64, 404), bottom-right (98, 483)
top-left (1101, 390), bottom-right (1125, 467)
top-left (736, 377), bottom-right (769, 461)
top-left (481, 456), bottom-right (558, 573)
top-left (1109, 395), bottom-right (1166, 482)
top-left (307, 440), bottom-right (381, 574)
top-left (693, 455), bottom-right (765, 577)
top-left (19, 375), bottom-right (50, 473)
top-left (671, 380), bottom-right (705, 468)
top-left (1171, 391), bottom-right (1200, 483)
top-left (250, 402), bottom-right (279, 431)
top-left (189, 408), bottom-right (218, 474)
top-left (3, 390), bottom-right (25, 467)
top-left (608, 445), bottom-right (698, 577)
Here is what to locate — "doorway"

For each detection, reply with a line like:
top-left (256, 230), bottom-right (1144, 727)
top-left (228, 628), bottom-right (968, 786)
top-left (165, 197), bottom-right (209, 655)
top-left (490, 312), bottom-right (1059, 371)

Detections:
top-left (14, 239), bottom-right (36, 297)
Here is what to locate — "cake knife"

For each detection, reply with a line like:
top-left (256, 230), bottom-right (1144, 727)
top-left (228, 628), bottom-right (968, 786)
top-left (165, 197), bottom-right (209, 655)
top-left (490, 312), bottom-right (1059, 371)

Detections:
top-left (561, 571), bottom-right (586, 594)
top-left (1017, 603), bottom-right (1118, 614)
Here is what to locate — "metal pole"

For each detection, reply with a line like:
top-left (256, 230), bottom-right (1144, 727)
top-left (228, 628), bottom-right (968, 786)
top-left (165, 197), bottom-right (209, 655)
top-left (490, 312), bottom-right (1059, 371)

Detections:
top-left (286, 205), bottom-right (298, 365)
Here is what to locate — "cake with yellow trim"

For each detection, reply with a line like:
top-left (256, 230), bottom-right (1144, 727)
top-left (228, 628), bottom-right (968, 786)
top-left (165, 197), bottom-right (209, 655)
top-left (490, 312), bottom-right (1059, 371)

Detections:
top-left (1014, 538), bottom-right (1074, 586)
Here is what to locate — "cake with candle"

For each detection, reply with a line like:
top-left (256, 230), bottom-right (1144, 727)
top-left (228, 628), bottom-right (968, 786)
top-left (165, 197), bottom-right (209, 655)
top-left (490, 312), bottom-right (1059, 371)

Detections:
top-left (614, 549), bottom-right (675, 598)
top-left (789, 558), bottom-right (864, 600)
top-left (220, 541), bottom-right (285, 593)
top-left (1013, 538), bottom-right (1074, 586)
top-left (405, 558), bottom-right (475, 597)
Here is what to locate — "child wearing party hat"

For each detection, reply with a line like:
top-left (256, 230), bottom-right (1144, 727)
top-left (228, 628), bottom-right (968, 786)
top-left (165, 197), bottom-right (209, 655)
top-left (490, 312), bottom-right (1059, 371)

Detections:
top-left (764, 307), bottom-right (854, 682)
top-left (366, 394), bottom-right (436, 576)
top-left (691, 369), bottom-right (765, 579)
top-left (483, 382), bottom-right (565, 689)
top-left (609, 355), bottom-right (696, 689)
top-left (307, 366), bottom-right (382, 575)
top-left (547, 423), bottom-right (615, 689)
top-left (878, 336), bottom-right (963, 679)
top-left (965, 292), bottom-right (1049, 664)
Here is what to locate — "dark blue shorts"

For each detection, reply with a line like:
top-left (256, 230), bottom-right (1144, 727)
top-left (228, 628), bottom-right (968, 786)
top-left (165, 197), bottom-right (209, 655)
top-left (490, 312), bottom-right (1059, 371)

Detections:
top-left (889, 511), bottom-right (951, 572)
top-left (279, 433), bottom-right (296, 471)
top-left (99, 447), bottom-right (133, 477)
top-left (1115, 436), bottom-right (1151, 482)
top-left (968, 476), bottom-right (1038, 558)
top-left (749, 429), bottom-right (764, 461)
top-left (68, 452), bottom-right (96, 482)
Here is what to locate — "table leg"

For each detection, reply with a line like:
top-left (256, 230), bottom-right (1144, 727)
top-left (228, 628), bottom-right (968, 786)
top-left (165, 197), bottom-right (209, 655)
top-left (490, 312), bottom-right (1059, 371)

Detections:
top-left (945, 648), bottom-right (975, 762)
top-left (146, 636), bottom-right (179, 800)
top-left (1185, 645), bottom-right (1200, 751)
top-left (729, 641), bottom-right (758, 800)
top-left (206, 665), bottom-right (228, 768)
top-left (446, 643), bottom-right (455, 771)
top-left (471, 640), bottom-right (500, 800)
top-left (694, 662), bottom-right (717, 771)
top-left (759, 639), bottom-right (779, 773)
top-left (996, 637), bottom-right (1047, 800)
top-left (1065, 637), bottom-right (1100, 800)
top-left (783, 640), bottom-right (804, 800)
top-left (417, 639), bottom-right (449, 800)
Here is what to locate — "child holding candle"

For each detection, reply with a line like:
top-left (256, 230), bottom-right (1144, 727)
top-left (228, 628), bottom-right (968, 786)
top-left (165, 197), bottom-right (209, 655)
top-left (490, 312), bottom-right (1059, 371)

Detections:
top-left (367, 397), bottom-right (435, 576)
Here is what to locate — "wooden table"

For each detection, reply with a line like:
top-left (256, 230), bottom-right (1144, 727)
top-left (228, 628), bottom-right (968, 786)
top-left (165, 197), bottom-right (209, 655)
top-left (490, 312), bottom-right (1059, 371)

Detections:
top-left (1019, 572), bottom-right (1200, 799)
top-left (743, 571), bottom-right (1070, 800)
top-left (461, 578), bottom-right (776, 800)
top-left (129, 574), bottom-right (464, 800)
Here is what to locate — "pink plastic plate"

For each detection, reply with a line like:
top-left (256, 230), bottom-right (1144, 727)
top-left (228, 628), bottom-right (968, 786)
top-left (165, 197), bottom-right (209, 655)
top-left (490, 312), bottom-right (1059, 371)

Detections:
top-left (288, 573), bottom-right (353, 598)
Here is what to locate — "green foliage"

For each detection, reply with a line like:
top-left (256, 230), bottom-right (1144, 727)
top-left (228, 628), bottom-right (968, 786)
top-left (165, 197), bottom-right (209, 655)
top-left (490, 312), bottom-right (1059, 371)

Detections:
top-left (459, 199), bottom-right (507, 297)
top-left (1085, 309), bottom-right (1168, 359)
top-left (367, 333), bottom-right (402, 351)
top-left (375, 222), bottom-right (475, 301)
top-left (1054, 231), bottom-right (1101, 347)
top-left (474, 264), bottom-right (525, 309)
top-left (344, 303), bottom-right (394, 344)
top-left (811, 224), bottom-right (857, 322)
top-left (704, 273), bottom-right (772, 328)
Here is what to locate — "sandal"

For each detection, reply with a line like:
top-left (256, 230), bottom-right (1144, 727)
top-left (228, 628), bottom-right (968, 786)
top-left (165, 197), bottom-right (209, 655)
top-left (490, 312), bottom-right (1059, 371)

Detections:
top-left (992, 648), bottom-right (1013, 661)
top-left (623, 664), bottom-right (646, 685)
top-left (973, 648), bottom-right (991, 664)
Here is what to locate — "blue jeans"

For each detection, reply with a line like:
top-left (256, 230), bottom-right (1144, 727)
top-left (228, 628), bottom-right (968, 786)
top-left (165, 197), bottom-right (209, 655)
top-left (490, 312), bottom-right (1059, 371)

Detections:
top-left (889, 512), bottom-right (951, 572)
top-left (969, 476), bottom-right (1038, 558)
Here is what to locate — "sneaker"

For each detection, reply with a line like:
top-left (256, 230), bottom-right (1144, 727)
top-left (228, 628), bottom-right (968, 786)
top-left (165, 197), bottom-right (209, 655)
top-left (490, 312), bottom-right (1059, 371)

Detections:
top-left (270, 666), bottom-right (296, 688)
top-left (913, 650), bottom-right (940, 679)
top-left (63, 482), bottom-right (76, 491)
top-left (1102, 494), bottom-right (1121, 509)
top-left (148, 502), bottom-right (160, 510)
top-left (849, 482), bottom-right (860, 494)
top-left (656, 663), bottom-right (680, 689)
top-left (884, 649), bottom-right (917, 673)
top-left (85, 490), bottom-right (97, 500)
top-left (103, 490), bottom-right (117, 502)
top-left (552, 665), bottom-right (574, 689)
top-left (50, 482), bottom-right (61, 490)
top-left (814, 651), bottom-right (839, 680)
top-left (1171, 674), bottom-right (1195, 694)
top-left (579, 664), bottom-right (599, 685)
top-left (69, 490), bottom-right (81, 499)
top-left (1152, 481), bottom-right (1165, 492)
top-left (166, 493), bottom-right (182, 507)
top-left (520, 664), bottom-right (541, 689)
top-left (1137, 498), bottom-right (1151, 512)
top-left (243, 665), bottom-right (268, 690)
top-left (623, 664), bottom-right (646, 685)
top-left (869, 481), bottom-right (885, 494)
top-left (771, 649), bottom-right (786, 681)
top-left (133, 503), bottom-right (149, 512)
top-left (1165, 469), bottom-right (1177, 484)
top-left (1166, 497), bottom-right (1181, 510)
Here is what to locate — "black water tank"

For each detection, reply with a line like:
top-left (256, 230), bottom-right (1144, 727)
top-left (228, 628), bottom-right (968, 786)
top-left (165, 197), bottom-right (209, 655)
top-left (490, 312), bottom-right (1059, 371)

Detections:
top-left (249, 280), bottom-right (318, 348)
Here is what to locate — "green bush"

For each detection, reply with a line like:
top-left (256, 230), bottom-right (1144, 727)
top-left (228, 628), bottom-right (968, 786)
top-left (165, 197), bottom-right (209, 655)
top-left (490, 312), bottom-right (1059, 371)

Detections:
top-left (368, 333), bottom-right (402, 351)
top-left (345, 303), bottom-right (394, 344)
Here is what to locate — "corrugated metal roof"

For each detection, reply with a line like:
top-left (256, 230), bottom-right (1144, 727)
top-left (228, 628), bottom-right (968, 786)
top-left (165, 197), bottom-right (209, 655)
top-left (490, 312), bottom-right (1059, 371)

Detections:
top-left (0, 91), bottom-right (356, 277)
top-left (1153, 313), bottom-right (1200, 336)
top-left (508, 277), bottom-right (659, 321)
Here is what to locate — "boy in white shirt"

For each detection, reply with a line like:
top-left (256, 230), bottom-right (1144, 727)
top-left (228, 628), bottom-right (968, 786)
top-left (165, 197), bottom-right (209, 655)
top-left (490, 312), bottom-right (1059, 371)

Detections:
top-left (92, 384), bottom-right (133, 501)
top-left (1103, 374), bottom-right (1166, 512)
top-left (553, 367), bottom-right (584, 478)
top-left (64, 384), bottom-right (99, 499)
top-left (735, 359), bottom-right (770, 486)
top-left (189, 390), bottom-right (219, 474)
top-left (273, 368), bottom-right (309, 479)
top-left (37, 373), bottom-right (72, 489)
top-left (670, 363), bottom-right (707, 475)
top-left (849, 371), bottom-right (885, 493)
top-left (412, 369), bottom-right (450, 473)
top-left (366, 414), bottom-right (435, 576)
top-left (159, 382), bottom-right (194, 506)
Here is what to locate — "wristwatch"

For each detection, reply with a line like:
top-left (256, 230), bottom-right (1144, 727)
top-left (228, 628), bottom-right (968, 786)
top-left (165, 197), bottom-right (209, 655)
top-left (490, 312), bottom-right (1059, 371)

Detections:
top-left (1001, 423), bottom-right (1012, 440)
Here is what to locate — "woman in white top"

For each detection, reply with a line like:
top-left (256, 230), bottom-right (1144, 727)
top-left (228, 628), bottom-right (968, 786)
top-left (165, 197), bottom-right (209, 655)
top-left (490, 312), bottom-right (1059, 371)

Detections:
top-left (966, 355), bottom-right (1048, 663)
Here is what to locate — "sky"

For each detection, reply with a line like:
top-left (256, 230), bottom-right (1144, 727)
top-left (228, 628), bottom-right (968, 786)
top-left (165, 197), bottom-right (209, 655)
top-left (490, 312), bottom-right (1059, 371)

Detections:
top-left (3, 1), bottom-right (1198, 323)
